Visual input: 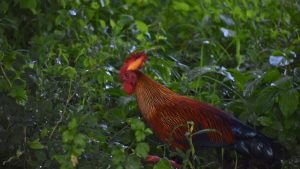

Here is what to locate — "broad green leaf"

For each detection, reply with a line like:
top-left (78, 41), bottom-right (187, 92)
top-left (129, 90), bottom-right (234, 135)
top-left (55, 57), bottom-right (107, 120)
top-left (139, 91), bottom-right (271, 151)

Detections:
top-left (68, 118), bottom-right (78, 129)
top-left (40, 128), bottom-right (48, 137)
top-left (59, 0), bottom-right (66, 8)
top-left (255, 87), bottom-right (277, 113)
top-left (125, 155), bottom-right (142, 169)
top-left (153, 159), bottom-right (172, 169)
top-left (128, 118), bottom-right (145, 130)
top-left (262, 69), bottom-right (281, 83)
top-left (135, 20), bottom-right (148, 33)
top-left (112, 149), bottom-right (125, 164)
top-left (62, 66), bottom-right (77, 79)
top-left (90, 2), bottom-right (100, 9)
top-left (278, 90), bottom-right (299, 117)
top-left (8, 85), bottom-right (27, 102)
top-left (62, 130), bottom-right (74, 143)
top-left (258, 116), bottom-right (273, 126)
top-left (74, 134), bottom-right (86, 147)
top-left (110, 19), bottom-right (116, 28)
top-left (19, 0), bottom-right (37, 13)
top-left (0, 1), bottom-right (8, 13)
top-left (144, 128), bottom-right (153, 135)
top-left (100, 19), bottom-right (106, 27)
top-left (28, 139), bottom-right (44, 149)
top-left (232, 6), bottom-right (242, 17)
top-left (228, 69), bottom-right (252, 90)
top-left (135, 142), bottom-right (149, 158)
top-left (135, 130), bottom-right (146, 141)
top-left (173, 2), bottom-right (190, 12)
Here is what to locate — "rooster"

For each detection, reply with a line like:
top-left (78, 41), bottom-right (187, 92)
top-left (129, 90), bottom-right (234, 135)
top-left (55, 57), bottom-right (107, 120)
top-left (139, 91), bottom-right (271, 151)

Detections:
top-left (119, 52), bottom-right (289, 168)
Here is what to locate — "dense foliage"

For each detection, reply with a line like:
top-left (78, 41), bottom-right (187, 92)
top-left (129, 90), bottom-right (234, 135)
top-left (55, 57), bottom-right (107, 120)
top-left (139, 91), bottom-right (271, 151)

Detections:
top-left (0, 0), bottom-right (299, 168)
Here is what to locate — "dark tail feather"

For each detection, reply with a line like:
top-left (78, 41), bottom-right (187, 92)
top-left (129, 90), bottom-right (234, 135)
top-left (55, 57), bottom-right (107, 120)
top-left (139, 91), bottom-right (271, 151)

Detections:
top-left (230, 118), bottom-right (289, 168)
top-left (234, 133), bottom-right (289, 168)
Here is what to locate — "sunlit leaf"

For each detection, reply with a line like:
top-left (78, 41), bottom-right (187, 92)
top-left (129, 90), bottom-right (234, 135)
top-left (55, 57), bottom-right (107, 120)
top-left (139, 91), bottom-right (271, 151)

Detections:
top-left (173, 2), bottom-right (190, 12)
top-left (28, 139), bottom-right (44, 149)
top-left (90, 2), bottom-right (100, 9)
top-left (135, 20), bottom-right (148, 33)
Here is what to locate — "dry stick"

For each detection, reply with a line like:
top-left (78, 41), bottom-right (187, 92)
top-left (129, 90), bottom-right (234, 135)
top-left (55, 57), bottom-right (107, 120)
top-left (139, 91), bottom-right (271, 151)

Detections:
top-left (49, 81), bottom-right (75, 139)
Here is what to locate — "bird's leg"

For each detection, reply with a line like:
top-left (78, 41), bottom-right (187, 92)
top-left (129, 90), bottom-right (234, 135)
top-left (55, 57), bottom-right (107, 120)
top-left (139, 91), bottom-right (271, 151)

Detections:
top-left (144, 155), bottom-right (182, 168)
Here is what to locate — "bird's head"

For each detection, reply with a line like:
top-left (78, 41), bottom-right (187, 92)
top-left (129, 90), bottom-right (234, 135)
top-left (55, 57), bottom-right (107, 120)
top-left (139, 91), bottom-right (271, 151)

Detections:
top-left (120, 51), bottom-right (147, 94)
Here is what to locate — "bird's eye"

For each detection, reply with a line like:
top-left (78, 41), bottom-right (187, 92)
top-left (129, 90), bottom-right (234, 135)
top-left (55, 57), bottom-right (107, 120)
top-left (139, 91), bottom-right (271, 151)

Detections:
top-left (125, 72), bottom-right (129, 78)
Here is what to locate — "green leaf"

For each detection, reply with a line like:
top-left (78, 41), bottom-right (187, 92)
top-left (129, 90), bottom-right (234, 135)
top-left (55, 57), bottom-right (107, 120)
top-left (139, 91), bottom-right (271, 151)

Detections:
top-left (232, 6), bottom-right (242, 16)
top-left (228, 69), bottom-right (252, 90)
top-left (8, 85), bottom-right (27, 102)
top-left (135, 142), bottom-right (149, 158)
top-left (278, 89), bottom-right (299, 117)
top-left (135, 130), bottom-right (146, 141)
top-left (125, 155), bottom-right (142, 169)
top-left (128, 118), bottom-right (145, 130)
top-left (173, 2), bottom-right (190, 12)
top-left (112, 149), bottom-right (125, 164)
top-left (19, 0), bottom-right (37, 14)
top-left (40, 128), bottom-right (48, 137)
top-left (68, 118), bottom-right (78, 129)
top-left (110, 19), bottom-right (116, 28)
top-left (135, 20), bottom-right (148, 33)
top-left (59, 0), bottom-right (66, 8)
top-left (0, 1), bottom-right (9, 13)
top-left (28, 139), bottom-right (44, 149)
top-left (144, 128), bottom-right (153, 135)
top-left (153, 159), bottom-right (172, 169)
top-left (74, 134), bottom-right (86, 147)
top-left (62, 66), bottom-right (77, 79)
top-left (62, 130), bottom-right (74, 143)
top-left (258, 116), bottom-right (273, 126)
top-left (262, 69), bottom-right (281, 83)
top-left (255, 87), bottom-right (277, 113)
top-left (90, 2), bottom-right (100, 9)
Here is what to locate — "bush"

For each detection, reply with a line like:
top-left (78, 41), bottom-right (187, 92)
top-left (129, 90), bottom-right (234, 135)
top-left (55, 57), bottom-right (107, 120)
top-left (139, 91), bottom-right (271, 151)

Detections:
top-left (0, 0), bottom-right (299, 168)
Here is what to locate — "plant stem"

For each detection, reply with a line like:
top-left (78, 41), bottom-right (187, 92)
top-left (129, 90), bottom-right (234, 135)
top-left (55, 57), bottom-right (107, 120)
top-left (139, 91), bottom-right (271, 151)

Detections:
top-left (0, 63), bottom-right (12, 87)
top-left (49, 81), bottom-right (74, 139)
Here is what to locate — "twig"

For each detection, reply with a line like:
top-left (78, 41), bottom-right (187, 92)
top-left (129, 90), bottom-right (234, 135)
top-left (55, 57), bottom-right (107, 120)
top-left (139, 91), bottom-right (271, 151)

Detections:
top-left (49, 81), bottom-right (74, 139)
top-left (0, 63), bottom-right (12, 87)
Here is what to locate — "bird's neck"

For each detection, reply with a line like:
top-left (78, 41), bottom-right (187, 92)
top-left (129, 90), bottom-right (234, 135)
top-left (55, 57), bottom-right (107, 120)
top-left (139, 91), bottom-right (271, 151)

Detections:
top-left (135, 71), bottom-right (178, 118)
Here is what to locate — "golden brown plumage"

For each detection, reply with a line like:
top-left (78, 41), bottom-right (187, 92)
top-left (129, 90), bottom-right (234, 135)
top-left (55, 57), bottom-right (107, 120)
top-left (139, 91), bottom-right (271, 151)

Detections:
top-left (120, 52), bottom-right (289, 168)
top-left (135, 71), bottom-right (234, 149)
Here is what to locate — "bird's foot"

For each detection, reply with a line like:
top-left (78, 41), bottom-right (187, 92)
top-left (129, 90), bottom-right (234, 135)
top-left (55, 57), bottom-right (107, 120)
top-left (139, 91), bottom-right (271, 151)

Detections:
top-left (144, 155), bottom-right (182, 168)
